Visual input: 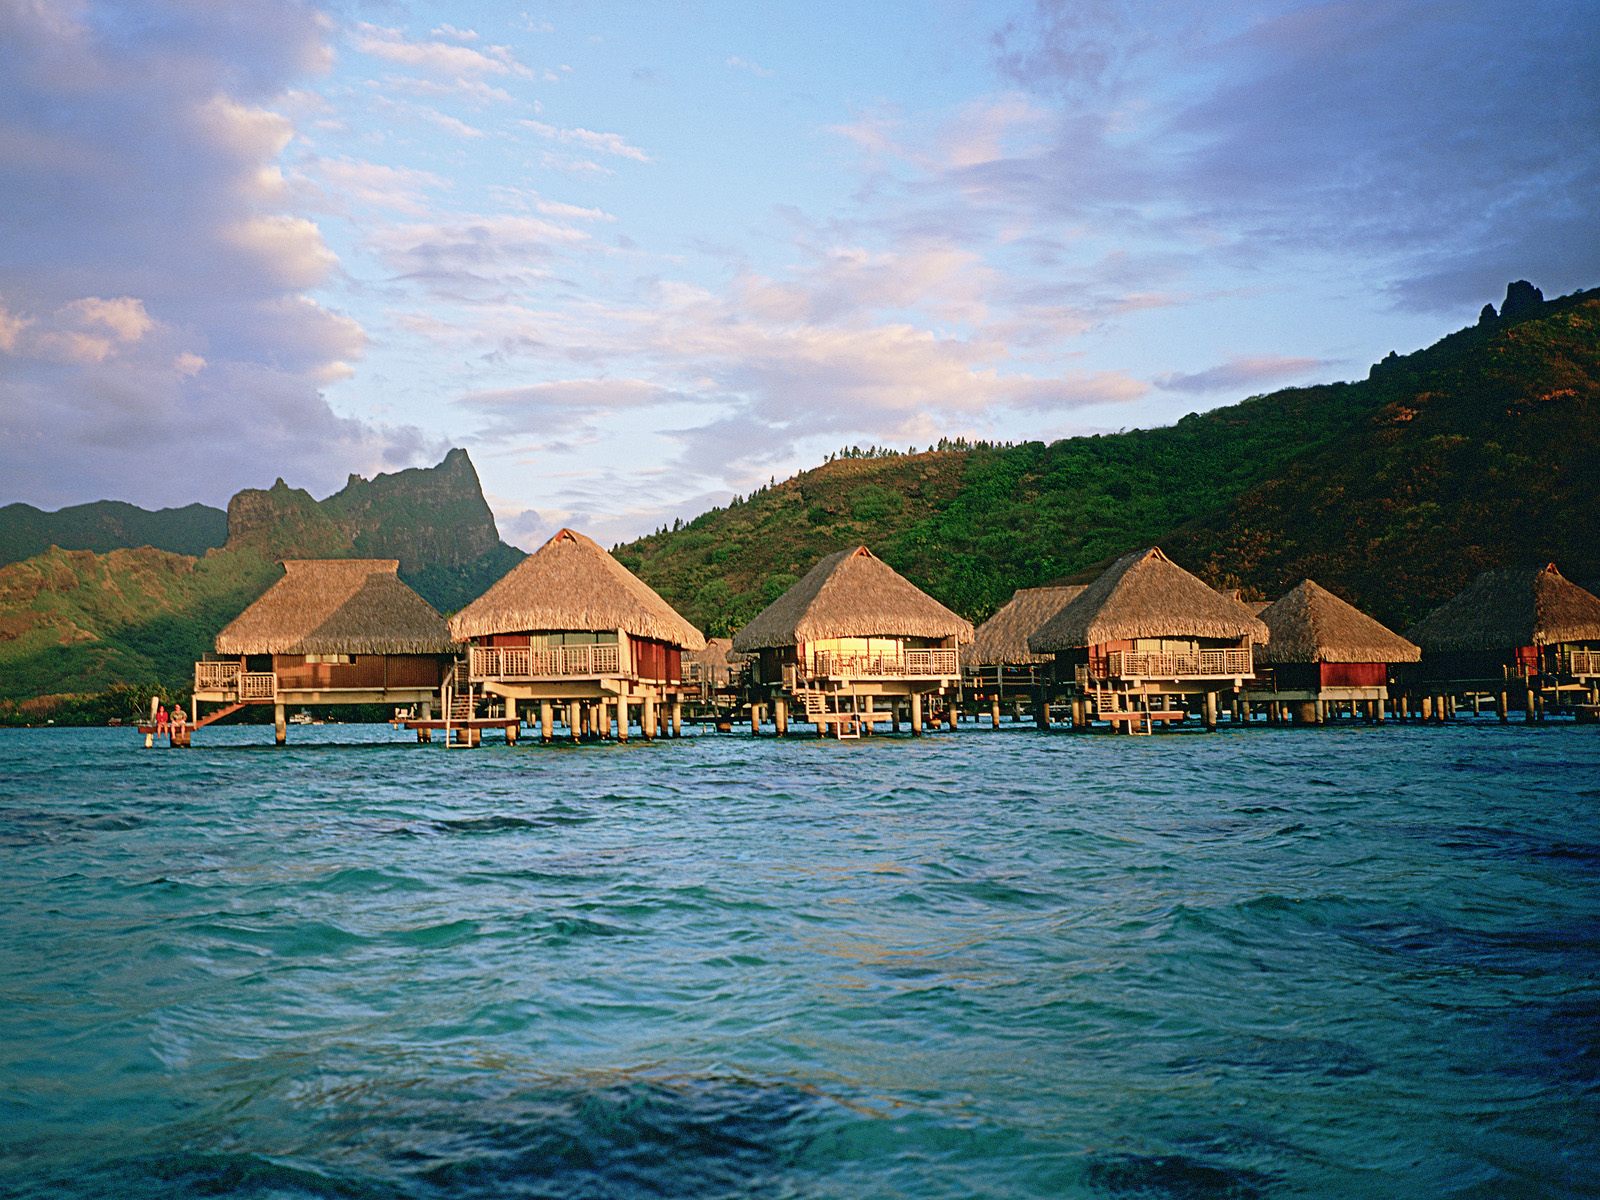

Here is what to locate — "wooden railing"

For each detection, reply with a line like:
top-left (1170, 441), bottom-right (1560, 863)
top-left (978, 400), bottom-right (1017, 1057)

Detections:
top-left (1567, 650), bottom-right (1600, 676)
top-left (241, 672), bottom-right (277, 700)
top-left (470, 643), bottom-right (622, 680)
top-left (810, 648), bottom-right (960, 678)
top-left (194, 661), bottom-right (241, 692)
top-left (1105, 648), bottom-right (1253, 679)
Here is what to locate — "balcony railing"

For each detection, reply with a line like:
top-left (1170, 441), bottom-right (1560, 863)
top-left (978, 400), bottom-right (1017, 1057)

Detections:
top-left (1567, 650), bottom-right (1600, 677)
top-left (1104, 648), bottom-right (1254, 679)
top-left (810, 648), bottom-right (960, 679)
top-left (241, 672), bottom-right (277, 700)
top-left (195, 661), bottom-right (241, 692)
top-left (471, 643), bottom-right (622, 680)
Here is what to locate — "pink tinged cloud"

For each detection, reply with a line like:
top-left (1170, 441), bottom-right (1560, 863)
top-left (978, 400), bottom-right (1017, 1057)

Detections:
top-left (1154, 355), bottom-right (1333, 394)
top-left (350, 23), bottom-right (531, 79)
top-left (0, 0), bottom-right (434, 508)
top-left (520, 120), bottom-right (651, 163)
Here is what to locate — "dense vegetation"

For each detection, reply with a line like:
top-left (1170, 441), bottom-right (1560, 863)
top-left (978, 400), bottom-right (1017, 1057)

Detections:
top-left (618, 285), bottom-right (1600, 634)
top-left (0, 500), bottom-right (226, 566)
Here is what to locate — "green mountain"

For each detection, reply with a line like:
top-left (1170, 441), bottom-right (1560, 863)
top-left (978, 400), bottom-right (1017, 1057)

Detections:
top-left (0, 449), bottom-right (524, 714)
top-left (617, 283), bottom-right (1599, 635)
top-left (224, 447), bottom-right (525, 611)
top-left (0, 499), bottom-right (226, 565)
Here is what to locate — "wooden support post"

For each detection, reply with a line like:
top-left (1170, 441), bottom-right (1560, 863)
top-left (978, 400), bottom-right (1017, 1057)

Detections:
top-left (1375, 696), bottom-right (1386, 724)
top-left (506, 719), bottom-right (518, 744)
top-left (1240, 699), bottom-right (1252, 725)
top-left (671, 700), bottom-right (682, 739)
top-left (539, 701), bottom-right (553, 742)
top-left (1203, 690), bottom-right (1218, 731)
top-left (563, 701), bottom-right (577, 741)
top-left (642, 694), bottom-right (656, 741)
top-left (773, 696), bottom-right (788, 736)
top-left (1420, 695), bottom-right (1434, 722)
top-left (991, 695), bottom-right (1001, 729)
top-left (750, 702), bottom-right (761, 735)
top-left (910, 692), bottom-right (924, 736)
top-left (274, 702), bottom-right (286, 745)
top-left (946, 700), bottom-right (957, 731)
top-left (506, 697), bottom-right (518, 729)
top-left (861, 694), bottom-right (874, 735)
top-left (1497, 690), bottom-right (1509, 722)
top-left (1035, 687), bottom-right (1049, 730)
top-left (891, 701), bottom-right (901, 732)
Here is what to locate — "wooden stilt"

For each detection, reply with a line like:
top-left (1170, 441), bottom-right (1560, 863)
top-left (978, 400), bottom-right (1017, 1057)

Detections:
top-left (774, 696), bottom-right (789, 736)
top-left (616, 695), bottom-right (629, 741)
top-left (991, 695), bottom-right (1001, 729)
top-left (1204, 691), bottom-right (1218, 731)
top-left (274, 702), bottom-right (286, 745)
top-left (642, 693), bottom-right (656, 740)
top-left (910, 692), bottom-right (924, 736)
top-left (539, 700), bottom-right (553, 742)
top-left (1034, 687), bottom-right (1049, 730)
top-left (671, 701), bottom-right (682, 738)
top-left (946, 700), bottom-right (957, 731)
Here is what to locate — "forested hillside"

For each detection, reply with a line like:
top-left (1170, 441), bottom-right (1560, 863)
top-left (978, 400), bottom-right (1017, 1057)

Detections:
top-left (618, 284), bottom-right (1599, 634)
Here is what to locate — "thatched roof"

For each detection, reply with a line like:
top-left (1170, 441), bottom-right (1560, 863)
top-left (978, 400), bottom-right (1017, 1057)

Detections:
top-left (1258, 579), bottom-right (1420, 664)
top-left (966, 586), bottom-right (1085, 665)
top-left (1407, 563), bottom-right (1600, 651)
top-left (215, 560), bottom-right (454, 656)
top-left (732, 546), bottom-right (974, 651)
top-left (1028, 547), bottom-right (1269, 652)
top-left (448, 528), bottom-right (705, 650)
top-left (687, 637), bottom-right (748, 683)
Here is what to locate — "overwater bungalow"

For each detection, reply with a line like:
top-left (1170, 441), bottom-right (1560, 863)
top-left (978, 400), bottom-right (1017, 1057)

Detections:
top-left (1027, 547), bottom-right (1268, 734)
top-left (448, 528), bottom-right (706, 742)
top-left (1246, 579), bottom-right (1420, 723)
top-left (732, 546), bottom-right (973, 736)
top-left (963, 585), bottom-right (1084, 727)
top-left (1405, 563), bottom-right (1600, 720)
top-left (191, 559), bottom-right (456, 744)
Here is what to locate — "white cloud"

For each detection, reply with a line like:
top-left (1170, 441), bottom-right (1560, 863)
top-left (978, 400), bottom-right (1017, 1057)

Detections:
top-left (350, 23), bottom-right (531, 79)
top-left (0, 0), bottom-right (430, 509)
top-left (726, 56), bottom-right (774, 78)
top-left (520, 119), bottom-right (651, 163)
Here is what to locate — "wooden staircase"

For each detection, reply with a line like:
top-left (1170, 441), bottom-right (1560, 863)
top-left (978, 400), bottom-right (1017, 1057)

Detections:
top-left (193, 702), bottom-right (247, 730)
top-left (1093, 687), bottom-right (1153, 735)
top-left (443, 659), bottom-right (477, 747)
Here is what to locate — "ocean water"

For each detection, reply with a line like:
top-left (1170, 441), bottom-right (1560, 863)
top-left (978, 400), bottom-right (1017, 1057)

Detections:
top-left (1, 721), bottom-right (1597, 1199)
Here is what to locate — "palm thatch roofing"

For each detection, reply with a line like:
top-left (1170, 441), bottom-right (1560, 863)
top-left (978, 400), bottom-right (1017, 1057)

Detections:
top-left (1028, 547), bottom-right (1269, 652)
top-left (448, 528), bottom-right (705, 650)
top-left (1257, 579), bottom-right (1420, 664)
top-left (966, 586), bottom-right (1085, 665)
top-left (1406, 563), bottom-right (1600, 651)
top-left (215, 560), bottom-right (455, 655)
top-left (732, 546), bottom-right (974, 651)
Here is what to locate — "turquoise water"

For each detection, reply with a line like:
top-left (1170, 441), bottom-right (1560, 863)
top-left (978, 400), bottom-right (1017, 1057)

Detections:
top-left (2, 723), bottom-right (1597, 1198)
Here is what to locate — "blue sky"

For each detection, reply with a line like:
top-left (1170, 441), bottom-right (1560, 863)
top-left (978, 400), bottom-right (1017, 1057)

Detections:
top-left (2, 0), bottom-right (1596, 547)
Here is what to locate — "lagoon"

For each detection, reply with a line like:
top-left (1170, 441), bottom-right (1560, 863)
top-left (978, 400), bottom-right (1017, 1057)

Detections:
top-left (2, 724), bottom-right (1597, 1198)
